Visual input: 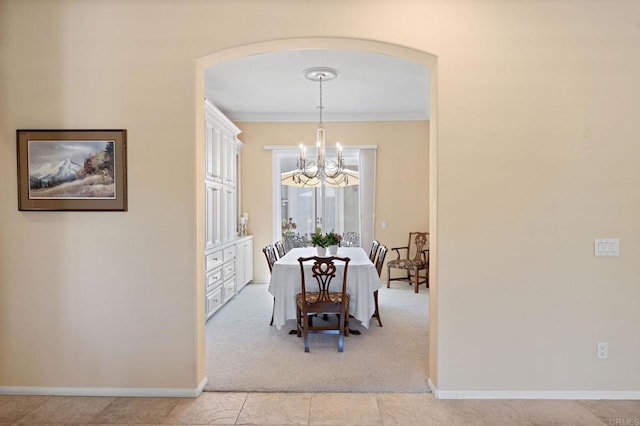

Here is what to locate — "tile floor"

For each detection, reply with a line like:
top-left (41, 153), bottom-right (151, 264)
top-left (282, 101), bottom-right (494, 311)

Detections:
top-left (1, 392), bottom-right (639, 425)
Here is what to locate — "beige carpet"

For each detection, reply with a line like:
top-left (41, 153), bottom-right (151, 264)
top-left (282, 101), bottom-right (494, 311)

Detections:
top-left (204, 281), bottom-right (430, 392)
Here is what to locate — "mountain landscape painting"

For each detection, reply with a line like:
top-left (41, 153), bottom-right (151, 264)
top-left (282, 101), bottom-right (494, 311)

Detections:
top-left (28, 140), bottom-right (116, 199)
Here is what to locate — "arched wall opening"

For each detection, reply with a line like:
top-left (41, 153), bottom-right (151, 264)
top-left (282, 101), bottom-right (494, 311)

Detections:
top-left (194, 38), bottom-right (439, 390)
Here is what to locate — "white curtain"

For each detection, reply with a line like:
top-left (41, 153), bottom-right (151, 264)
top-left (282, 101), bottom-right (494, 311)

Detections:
top-left (359, 148), bottom-right (377, 252)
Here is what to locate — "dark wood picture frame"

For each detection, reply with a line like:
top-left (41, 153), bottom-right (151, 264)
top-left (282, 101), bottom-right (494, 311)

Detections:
top-left (17, 129), bottom-right (128, 211)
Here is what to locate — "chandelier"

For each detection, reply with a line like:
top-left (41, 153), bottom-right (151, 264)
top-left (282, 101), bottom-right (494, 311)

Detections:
top-left (293, 67), bottom-right (351, 187)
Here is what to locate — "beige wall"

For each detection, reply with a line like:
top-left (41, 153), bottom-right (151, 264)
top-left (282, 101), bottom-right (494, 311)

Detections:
top-left (1, 0), bottom-right (639, 394)
top-left (237, 121), bottom-right (429, 282)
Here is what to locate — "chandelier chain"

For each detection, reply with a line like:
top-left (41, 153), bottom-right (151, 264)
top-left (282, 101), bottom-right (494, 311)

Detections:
top-left (318, 75), bottom-right (324, 127)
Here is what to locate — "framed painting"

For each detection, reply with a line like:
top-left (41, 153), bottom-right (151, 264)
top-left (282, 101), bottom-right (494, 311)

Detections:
top-left (17, 129), bottom-right (127, 211)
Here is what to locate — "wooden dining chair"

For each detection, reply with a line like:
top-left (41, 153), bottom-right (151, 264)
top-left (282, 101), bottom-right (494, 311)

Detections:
top-left (368, 240), bottom-right (380, 263)
top-left (274, 240), bottom-right (286, 258)
top-left (262, 245), bottom-right (278, 325)
top-left (296, 256), bottom-right (351, 352)
top-left (386, 232), bottom-right (429, 293)
top-left (372, 245), bottom-right (388, 327)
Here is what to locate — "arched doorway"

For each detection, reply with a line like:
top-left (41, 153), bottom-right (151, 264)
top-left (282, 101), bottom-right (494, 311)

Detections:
top-left (195, 38), bottom-right (438, 392)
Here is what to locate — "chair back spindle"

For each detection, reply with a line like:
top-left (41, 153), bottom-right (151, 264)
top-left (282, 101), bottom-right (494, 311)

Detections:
top-left (411, 233), bottom-right (428, 262)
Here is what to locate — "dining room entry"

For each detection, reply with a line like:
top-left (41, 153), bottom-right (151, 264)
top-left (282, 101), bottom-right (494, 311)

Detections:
top-left (197, 38), bottom-right (436, 392)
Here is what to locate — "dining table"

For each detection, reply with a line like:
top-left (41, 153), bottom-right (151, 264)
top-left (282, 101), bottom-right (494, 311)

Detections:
top-left (268, 246), bottom-right (381, 330)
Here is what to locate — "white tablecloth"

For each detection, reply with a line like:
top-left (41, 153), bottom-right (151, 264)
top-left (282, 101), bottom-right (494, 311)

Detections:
top-left (267, 247), bottom-right (381, 329)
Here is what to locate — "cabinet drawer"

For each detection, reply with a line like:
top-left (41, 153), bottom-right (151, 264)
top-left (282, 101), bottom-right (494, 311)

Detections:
top-left (223, 245), bottom-right (236, 262)
top-left (205, 250), bottom-right (223, 271)
top-left (206, 287), bottom-right (223, 318)
top-left (205, 268), bottom-right (223, 293)
top-left (223, 277), bottom-right (235, 303)
top-left (223, 260), bottom-right (235, 279)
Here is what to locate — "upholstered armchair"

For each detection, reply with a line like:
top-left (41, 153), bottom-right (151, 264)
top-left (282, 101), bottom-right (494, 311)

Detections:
top-left (386, 232), bottom-right (429, 293)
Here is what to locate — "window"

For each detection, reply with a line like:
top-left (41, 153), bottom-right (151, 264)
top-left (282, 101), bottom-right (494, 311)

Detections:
top-left (271, 147), bottom-right (376, 249)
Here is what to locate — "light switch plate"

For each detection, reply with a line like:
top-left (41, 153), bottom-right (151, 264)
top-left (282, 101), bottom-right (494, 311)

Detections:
top-left (594, 239), bottom-right (619, 257)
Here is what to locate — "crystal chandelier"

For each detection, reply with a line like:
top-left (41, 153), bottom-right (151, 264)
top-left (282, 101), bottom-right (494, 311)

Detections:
top-left (293, 67), bottom-right (351, 187)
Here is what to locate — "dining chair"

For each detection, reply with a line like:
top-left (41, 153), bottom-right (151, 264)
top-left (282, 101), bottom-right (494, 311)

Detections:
top-left (368, 240), bottom-right (380, 263)
top-left (341, 232), bottom-right (359, 247)
top-left (284, 233), bottom-right (306, 252)
top-left (262, 245), bottom-right (278, 325)
top-left (386, 232), bottom-right (429, 293)
top-left (274, 240), bottom-right (286, 258)
top-left (296, 255), bottom-right (351, 352)
top-left (372, 245), bottom-right (388, 327)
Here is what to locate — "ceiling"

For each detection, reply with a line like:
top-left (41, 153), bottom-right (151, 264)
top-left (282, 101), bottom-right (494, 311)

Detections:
top-left (204, 49), bottom-right (430, 122)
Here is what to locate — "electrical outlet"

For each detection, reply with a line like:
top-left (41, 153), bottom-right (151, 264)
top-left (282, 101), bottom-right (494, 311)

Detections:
top-left (595, 239), bottom-right (619, 256)
top-left (597, 342), bottom-right (608, 359)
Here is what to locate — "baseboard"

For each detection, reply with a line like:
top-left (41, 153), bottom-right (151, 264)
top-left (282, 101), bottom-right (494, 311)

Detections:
top-left (196, 376), bottom-right (208, 396)
top-left (0, 377), bottom-right (208, 398)
top-left (426, 379), bottom-right (640, 400)
top-left (427, 378), bottom-right (437, 395)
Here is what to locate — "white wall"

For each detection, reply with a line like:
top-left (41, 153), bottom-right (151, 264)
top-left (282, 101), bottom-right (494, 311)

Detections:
top-left (1, 0), bottom-right (638, 395)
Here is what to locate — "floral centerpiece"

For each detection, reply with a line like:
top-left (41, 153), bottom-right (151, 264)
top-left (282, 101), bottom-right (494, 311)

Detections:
top-left (311, 227), bottom-right (330, 248)
top-left (311, 229), bottom-right (342, 255)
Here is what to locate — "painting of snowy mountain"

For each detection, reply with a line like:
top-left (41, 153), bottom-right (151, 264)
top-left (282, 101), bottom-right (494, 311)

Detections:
top-left (28, 140), bottom-right (116, 199)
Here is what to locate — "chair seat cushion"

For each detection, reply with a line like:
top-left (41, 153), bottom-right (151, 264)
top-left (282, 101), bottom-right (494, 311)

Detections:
top-left (296, 292), bottom-right (350, 305)
top-left (387, 259), bottom-right (426, 270)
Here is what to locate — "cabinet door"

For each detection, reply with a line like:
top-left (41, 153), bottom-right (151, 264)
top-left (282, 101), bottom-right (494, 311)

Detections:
top-left (235, 238), bottom-right (253, 292)
top-left (222, 133), bottom-right (235, 186)
top-left (235, 242), bottom-right (246, 289)
top-left (243, 239), bottom-right (253, 285)
top-left (205, 121), bottom-right (223, 182)
top-left (205, 182), bottom-right (222, 248)
top-left (205, 121), bottom-right (215, 181)
top-left (222, 187), bottom-right (235, 243)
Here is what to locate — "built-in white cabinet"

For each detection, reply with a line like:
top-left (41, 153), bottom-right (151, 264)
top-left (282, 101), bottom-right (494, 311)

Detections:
top-left (204, 99), bottom-right (253, 321)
